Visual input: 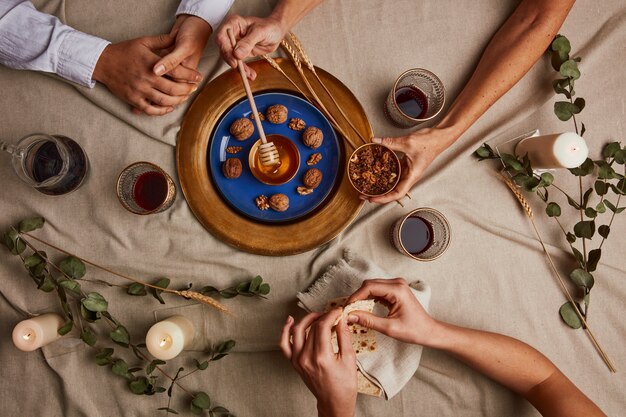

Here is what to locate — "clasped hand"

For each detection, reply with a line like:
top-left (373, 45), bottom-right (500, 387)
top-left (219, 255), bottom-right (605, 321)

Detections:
top-left (93, 15), bottom-right (211, 116)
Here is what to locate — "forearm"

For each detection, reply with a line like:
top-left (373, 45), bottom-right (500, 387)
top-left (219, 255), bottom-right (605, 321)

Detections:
top-left (427, 321), bottom-right (557, 395)
top-left (436, 0), bottom-right (575, 141)
top-left (270, 0), bottom-right (325, 31)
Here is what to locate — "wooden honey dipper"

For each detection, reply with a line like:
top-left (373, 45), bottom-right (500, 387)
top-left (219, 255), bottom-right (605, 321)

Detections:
top-left (227, 29), bottom-right (280, 167)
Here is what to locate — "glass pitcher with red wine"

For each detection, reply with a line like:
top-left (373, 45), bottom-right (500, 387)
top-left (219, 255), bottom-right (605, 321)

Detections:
top-left (1, 133), bottom-right (89, 195)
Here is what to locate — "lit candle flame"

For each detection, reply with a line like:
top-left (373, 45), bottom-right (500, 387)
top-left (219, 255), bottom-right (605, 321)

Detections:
top-left (22, 333), bottom-right (32, 341)
top-left (159, 338), bottom-right (167, 347)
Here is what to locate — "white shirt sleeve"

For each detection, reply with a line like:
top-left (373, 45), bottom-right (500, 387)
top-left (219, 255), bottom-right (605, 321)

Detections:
top-left (0, 0), bottom-right (110, 87)
top-left (176, 0), bottom-right (234, 30)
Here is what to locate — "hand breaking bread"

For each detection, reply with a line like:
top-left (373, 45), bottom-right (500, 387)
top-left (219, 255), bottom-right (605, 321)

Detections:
top-left (324, 297), bottom-right (381, 397)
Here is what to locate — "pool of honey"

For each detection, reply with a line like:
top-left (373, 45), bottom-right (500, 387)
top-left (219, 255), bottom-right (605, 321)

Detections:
top-left (249, 134), bottom-right (300, 185)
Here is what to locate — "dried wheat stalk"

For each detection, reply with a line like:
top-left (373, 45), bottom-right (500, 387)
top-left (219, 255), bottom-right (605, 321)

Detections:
top-left (280, 39), bottom-right (359, 150)
top-left (499, 173), bottom-right (616, 372)
top-left (288, 32), bottom-right (368, 144)
top-left (177, 290), bottom-right (228, 313)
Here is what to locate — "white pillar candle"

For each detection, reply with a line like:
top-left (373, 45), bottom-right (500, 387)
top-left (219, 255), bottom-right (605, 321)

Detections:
top-left (12, 313), bottom-right (65, 351)
top-left (515, 132), bottom-right (588, 169)
top-left (145, 315), bottom-right (195, 360)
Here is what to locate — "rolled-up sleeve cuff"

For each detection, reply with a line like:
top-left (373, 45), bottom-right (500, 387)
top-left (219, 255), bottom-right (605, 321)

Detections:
top-left (57, 30), bottom-right (110, 88)
top-left (176, 0), bottom-right (234, 30)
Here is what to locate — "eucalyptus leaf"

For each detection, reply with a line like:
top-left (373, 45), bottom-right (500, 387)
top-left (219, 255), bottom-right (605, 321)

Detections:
top-left (59, 256), bottom-right (86, 279)
top-left (23, 252), bottom-right (45, 268)
top-left (249, 275), bottom-right (263, 292)
top-left (110, 325), bottom-right (130, 347)
top-left (3, 229), bottom-right (26, 255)
top-left (112, 359), bottom-right (133, 380)
top-left (580, 122), bottom-right (586, 137)
top-left (582, 188), bottom-right (593, 208)
top-left (587, 249), bottom-right (601, 273)
top-left (566, 232), bottom-right (576, 243)
top-left (147, 359), bottom-right (166, 375)
top-left (573, 97), bottom-right (585, 112)
top-left (95, 347), bottom-right (114, 365)
top-left (604, 200), bottom-right (617, 213)
top-left (57, 320), bottom-right (73, 336)
top-left (551, 78), bottom-right (571, 97)
top-left (572, 247), bottom-right (584, 266)
top-left (80, 329), bottom-right (97, 346)
top-left (569, 268), bottom-right (594, 288)
top-left (217, 340), bottom-right (236, 354)
top-left (568, 158), bottom-right (594, 177)
top-left (59, 278), bottom-right (81, 295)
top-left (596, 161), bottom-right (617, 180)
top-left (219, 289), bottom-right (238, 299)
top-left (539, 172), bottom-right (554, 187)
top-left (615, 149), bottom-right (626, 164)
top-left (82, 292), bottom-right (108, 312)
top-left (18, 217), bottom-right (45, 233)
top-left (192, 392), bottom-right (211, 410)
top-left (151, 278), bottom-right (170, 304)
top-left (559, 59), bottom-right (580, 80)
top-left (559, 302), bottom-right (582, 329)
top-left (194, 359), bottom-right (209, 370)
top-left (598, 225), bottom-right (610, 239)
top-left (259, 283), bottom-right (271, 295)
top-left (551, 35), bottom-right (571, 59)
top-left (127, 283), bottom-right (147, 296)
top-left (545, 202), bottom-right (561, 217)
top-left (584, 207), bottom-right (597, 218)
top-left (81, 304), bottom-right (101, 322)
top-left (554, 101), bottom-right (578, 121)
top-left (594, 180), bottom-right (608, 196)
top-left (501, 153), bottom-right (523, 172)
top-left (573, 220), bottom-right (595, 239)
top-left (190, 404), bottom-right (203, 416)
top-left (603, 142), bottom-right (621, 158)
top-left (38, 275), bottom-right (56, 292)
top-left (129, 377), bottom-right (150, 395)
top-left (596, 201), bottom-right (606, 213)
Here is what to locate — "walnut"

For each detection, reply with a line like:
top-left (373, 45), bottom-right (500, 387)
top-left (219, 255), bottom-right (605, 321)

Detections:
top-left (288, 117), bottom-right (306, 131)
top-left (269, 193), bottom-right (289, 212)
top-left (297, 186), bottom-right (314, 196)
top-left (255, 195), bottom-right (269, 210)
top-left (222, 158), bottom-right (242, 179)
top-left (250, 112), bottom-right (265, 121)
top-left (303, 168), bottom-right (323, 189)
top-left (229, 118), bottom-right (254, 141)
top-left (266, 104), bottom-right (288, 124)
top-left (226, 146), bottom-right (243, 154)
top-left (306, 152), bottom-right (322, 166)
top-left (362, 171), bottom-right (376, 184)
top-left (302, 127), bottom-right (323, 149)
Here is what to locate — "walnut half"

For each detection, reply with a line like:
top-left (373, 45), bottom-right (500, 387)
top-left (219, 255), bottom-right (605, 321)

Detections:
top-left (255, 195), bottom-right (269, 210)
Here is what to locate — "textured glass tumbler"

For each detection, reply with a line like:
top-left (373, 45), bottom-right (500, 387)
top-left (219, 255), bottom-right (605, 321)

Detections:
top-left (390, 207), bottom-right (451, 261)
top-left (116, 162), bottom-right (176, 215)
top-left (384, 68), bottom-right (446, 128)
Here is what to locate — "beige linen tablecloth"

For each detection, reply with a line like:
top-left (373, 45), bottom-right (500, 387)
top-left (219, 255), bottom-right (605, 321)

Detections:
top-left (1, 1), bottom-right (625, 416)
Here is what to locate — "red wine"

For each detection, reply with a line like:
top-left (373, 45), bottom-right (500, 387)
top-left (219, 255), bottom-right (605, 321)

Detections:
top-left (29, 136), bottom-right (88, 195)
top-left (32, 141), bottom-right (63, 182)
top-left (400, 216), bottom-right (433, 255)
top-left (133, 171), bottom-right (168, 211)
top-left (395, 86), bottom-right (429, 119)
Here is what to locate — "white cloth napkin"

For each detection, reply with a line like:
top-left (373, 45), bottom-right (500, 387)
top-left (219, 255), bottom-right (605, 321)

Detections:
top-left (297, 250), bottom-right (431, 399)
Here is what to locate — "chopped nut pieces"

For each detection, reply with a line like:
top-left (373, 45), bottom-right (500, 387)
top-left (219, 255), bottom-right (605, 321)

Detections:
top-left (303, 168), bottom-right (323, 189)
top-left (306, 153), bottom-right (322, 166)
top-left (222, 158), bottom-right (242, 179)
top-left (250, 112), bottom-right (265, 121)
top-left (229, 118), bottom-right (254, 141)
top-left (302, 126), bottom-right (323, 149)
top-left (348, 145), bottom-right (399, 195)
top-left (269, 193), bottom-right (289, 212)
top-left (288, 117), bottom-right (306, 131)
top-left (226, 146), bottom-right (243, 154)
top-left (266, 104), bottom-right (288, 124)
top-left (255, 195), bottom-right (269, 210)
top-left (297, 186), bottom-right (314, 196)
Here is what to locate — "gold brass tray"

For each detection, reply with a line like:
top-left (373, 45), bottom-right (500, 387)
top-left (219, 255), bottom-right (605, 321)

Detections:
top-left (176, 58), bottom-right (372, 256)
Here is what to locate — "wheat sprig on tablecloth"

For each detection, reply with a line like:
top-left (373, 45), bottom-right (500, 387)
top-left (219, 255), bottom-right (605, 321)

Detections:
top-left (499, 173), bottom-right (615, 372)
top-left (177, 290), bottom-right (229, 314)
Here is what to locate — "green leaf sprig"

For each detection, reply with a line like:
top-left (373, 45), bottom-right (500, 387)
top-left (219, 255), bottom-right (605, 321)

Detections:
top-left (3, 217), bottom-right (272, 415)
top-left (474, 35), bottom-right (622, 372)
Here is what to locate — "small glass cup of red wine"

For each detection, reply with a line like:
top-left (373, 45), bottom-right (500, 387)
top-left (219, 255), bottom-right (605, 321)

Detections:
top-left (384, 68), bottom-right (446, 129)
top-left (116, 162), bottom-right (176, 215)
top-left (390, 207), bottom-right (451, 261)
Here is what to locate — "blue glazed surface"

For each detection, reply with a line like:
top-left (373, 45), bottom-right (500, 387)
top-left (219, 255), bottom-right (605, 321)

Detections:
top-left (208, 92), bottom-right (340, 223)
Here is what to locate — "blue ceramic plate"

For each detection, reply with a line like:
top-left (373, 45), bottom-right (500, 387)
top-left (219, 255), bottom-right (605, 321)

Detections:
top-left (208, 92), bottom-right (340, 223)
